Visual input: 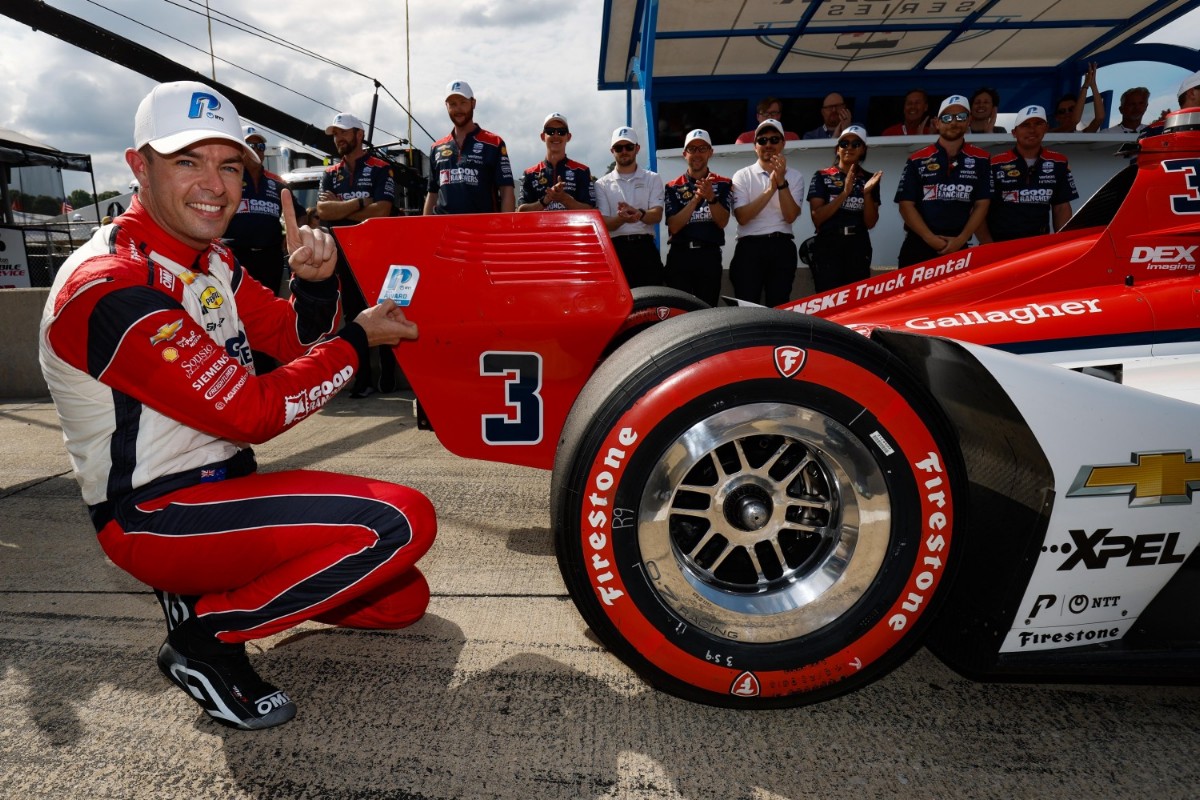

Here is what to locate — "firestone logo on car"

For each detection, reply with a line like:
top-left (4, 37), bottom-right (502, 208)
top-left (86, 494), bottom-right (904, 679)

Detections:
top-left (774, 346), bottom-right (806, 378)
top-left (729, 671), bottom-right (761, 697)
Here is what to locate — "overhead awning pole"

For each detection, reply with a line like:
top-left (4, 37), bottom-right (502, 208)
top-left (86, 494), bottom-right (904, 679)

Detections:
top-left (635, 0), bottom-right (660, 170)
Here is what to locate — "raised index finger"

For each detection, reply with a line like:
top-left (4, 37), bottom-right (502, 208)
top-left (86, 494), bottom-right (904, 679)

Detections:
top-left (281, 187), bottom-right (300, 253)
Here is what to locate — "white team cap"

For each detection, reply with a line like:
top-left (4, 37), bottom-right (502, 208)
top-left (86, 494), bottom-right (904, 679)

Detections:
top-left (134, 81), bottom-right (259, 162)
top-left (1013, 105), bottom-right (1048, 127)
top-left (242, 125), bottom-right (266, 142)
top-left (683, 129), bottom-right (712, 147)
top-left (1179, 70), bottom-right (1200, 100)
top-left (446, 80), bottom-right (474, 100)
top-left (938, 95), bottom-right (970, 115)
top-left (325, 113), bottom-right (365, 134)
top-left (543, 112), bottom-right (569, 129)
top-left (840, 124), bottom-right (869, 145)
top-left (611, 126), bottom-right (638, 146)
top-left (755, 118), bottom-right (785, 137)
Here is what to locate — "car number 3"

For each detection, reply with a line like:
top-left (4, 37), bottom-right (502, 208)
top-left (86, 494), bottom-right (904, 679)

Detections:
top-left (480, 351), bottom-right (544, 445)
top-left (1163, 158), bottom-right (1200, 215)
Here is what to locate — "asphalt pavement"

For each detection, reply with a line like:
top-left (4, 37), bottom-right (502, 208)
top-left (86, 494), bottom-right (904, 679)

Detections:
top-left (2, 393), bottom-right (1198, 800)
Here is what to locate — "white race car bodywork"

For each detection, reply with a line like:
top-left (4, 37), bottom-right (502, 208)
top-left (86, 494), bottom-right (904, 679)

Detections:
top-left (953, 342), bottom-right (1198, 654)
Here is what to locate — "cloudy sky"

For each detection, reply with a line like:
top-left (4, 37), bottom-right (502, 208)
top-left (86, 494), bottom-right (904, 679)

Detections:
top-left (0, 2), bottom-right (1196, 198)
top-left (0, 1), bottom-right (629, 195)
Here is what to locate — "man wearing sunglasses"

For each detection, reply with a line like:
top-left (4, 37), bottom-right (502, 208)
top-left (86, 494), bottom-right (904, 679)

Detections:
top-left (595, 127), bottom-right (665, 288)
top-left (223, 126), bottom-right (307, 373)
top-left (517, 113), bottom-right (595, 212)
top-left (894, 95), bottom-right (992, 268)
top-left (1050, 63), bottom-right (1104, 134)
top-left (977, 105), bottom-right (1077, 244)
top-left (730, 118), bottom-right (805, 306)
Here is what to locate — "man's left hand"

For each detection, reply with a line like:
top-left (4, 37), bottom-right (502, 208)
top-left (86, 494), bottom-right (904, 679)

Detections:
top-left (283, 188), bottom-right (337, 281)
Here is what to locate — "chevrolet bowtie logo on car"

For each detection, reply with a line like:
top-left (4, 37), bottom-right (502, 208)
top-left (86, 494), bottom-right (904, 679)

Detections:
top-left (1067, 451), bottom-right (1200, 506)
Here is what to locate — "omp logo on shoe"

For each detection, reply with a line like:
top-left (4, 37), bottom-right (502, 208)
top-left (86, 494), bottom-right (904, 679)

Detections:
top-left (256, 690), bottom-right (291, 715)
top-left (773, 346), bottom-right (806, 378)
top-left (1067, 451), bottom-right (1200, 506)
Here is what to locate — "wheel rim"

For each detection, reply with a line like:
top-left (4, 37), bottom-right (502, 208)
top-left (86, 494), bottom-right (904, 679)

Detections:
top-left (637, 401), bottom-right (892, 644)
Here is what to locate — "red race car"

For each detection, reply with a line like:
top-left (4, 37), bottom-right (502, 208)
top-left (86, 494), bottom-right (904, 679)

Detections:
top-left (337, 109), bottom-right (1200, 708)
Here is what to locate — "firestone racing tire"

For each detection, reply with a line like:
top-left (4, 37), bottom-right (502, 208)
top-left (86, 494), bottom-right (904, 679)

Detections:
top-left (601, 286), bottom-right (710, 361)
top-left (552, 307), bottom-right (965, 708)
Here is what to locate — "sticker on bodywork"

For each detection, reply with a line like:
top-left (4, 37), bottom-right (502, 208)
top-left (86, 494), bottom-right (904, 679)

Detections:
top-left (378, 265), bottom-right (420, 306)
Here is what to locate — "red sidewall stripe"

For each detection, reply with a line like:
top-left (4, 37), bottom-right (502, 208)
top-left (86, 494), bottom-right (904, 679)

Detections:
top-left (577, 345), bottom-right (954, 699)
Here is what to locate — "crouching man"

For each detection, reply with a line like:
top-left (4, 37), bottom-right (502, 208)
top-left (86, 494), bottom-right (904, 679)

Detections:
top-left (39, 81), bottom-right (436, 730)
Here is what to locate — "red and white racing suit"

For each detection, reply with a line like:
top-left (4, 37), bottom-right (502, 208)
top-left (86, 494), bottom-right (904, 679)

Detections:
top-left (39, 199), bottom-right (435, 642)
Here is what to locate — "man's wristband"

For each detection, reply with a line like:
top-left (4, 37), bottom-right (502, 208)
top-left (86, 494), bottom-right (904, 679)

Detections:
top-left (540, 195), bottom-right (550, 207)
top-left (358, 197), bottom-right (367, 210)
top-left (637, 208), bottom-right (646, 220)
top-left (776, 180), bottom-right (789, 190)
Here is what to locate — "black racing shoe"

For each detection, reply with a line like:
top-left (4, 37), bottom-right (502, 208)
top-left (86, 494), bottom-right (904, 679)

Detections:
top-left (157, 639), bottom-right (296, 731)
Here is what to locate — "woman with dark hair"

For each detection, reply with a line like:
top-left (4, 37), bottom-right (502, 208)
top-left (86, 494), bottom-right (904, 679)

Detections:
top-left (804, 125), bottom-right (881, 292)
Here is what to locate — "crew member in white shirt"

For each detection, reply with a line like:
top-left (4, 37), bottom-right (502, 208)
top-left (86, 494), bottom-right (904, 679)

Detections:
top-left (595, 126), bottom-right (665, 288)
top-left (730, 119), bottom-right (805, 306)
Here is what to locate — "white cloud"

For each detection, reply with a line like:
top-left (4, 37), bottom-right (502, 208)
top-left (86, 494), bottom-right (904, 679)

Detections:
top-left (0, 0), bottom-right (628, 194)
top-left (2, 1), bottom-right (1195, 196)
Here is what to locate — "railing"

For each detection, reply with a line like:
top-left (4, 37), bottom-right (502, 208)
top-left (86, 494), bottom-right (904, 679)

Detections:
top-left (7, 222), bottom-right (91, 286)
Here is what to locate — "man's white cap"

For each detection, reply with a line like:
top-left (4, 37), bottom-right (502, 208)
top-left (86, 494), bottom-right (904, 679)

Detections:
top-left (755, 118), bottom-right (785, 137)
top-left (938, 94), bottom-right (970, 115)
top-left (611, 126), bottom-right (638, 146)
top-left (446, 80), bottom-right (474, 100)
top-left (1013, 105), bottom-right (1048, 127)
top-left (1179, 70), bottom-right (1200, 100)
top-left (325, 112), bottom-right (364, 134)
top-left (840, 124), bottom-right (869, 145)
top-left (242, 124), bottom-right (266, 142)
top-left (543, 112), bottom-right (569, 129)
top-left (683, 129), bottom-right (712, 148)
top-left (134, 81), bottom-right (258, 162)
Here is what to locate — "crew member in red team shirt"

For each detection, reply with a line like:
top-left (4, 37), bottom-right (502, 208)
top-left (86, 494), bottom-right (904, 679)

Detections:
top-left (977, 105), bottom-right (1078, 243)
top-left (893, 94), bottom-right (992, 267)
top-left (517, 112), bottom-right (596, 212)
top-left (423, 80), bottom-right (515, 214)
top-left (317, 110), bottom-right (398, 397)
top-left (39, 81), bottom-right (435, 732)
